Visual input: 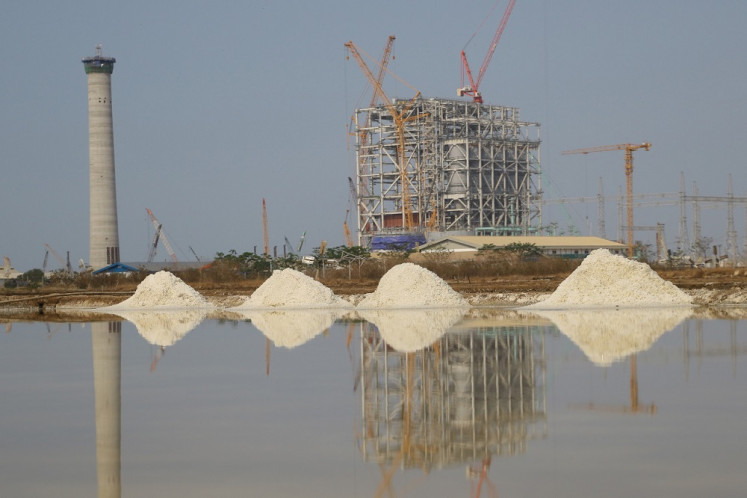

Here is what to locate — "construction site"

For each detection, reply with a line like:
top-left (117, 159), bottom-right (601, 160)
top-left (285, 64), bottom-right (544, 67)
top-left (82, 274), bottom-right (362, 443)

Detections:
top-left (344, 0), bottom-right (747, 266)
top-left (345, 6), bottom-right (543, 251)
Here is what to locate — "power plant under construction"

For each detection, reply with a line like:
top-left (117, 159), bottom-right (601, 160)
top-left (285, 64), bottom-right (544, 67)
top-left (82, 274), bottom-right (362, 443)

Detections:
top-left (345, 3), bottom-right (544, 250)
top-left (351, 97), bottom-right (542, 248)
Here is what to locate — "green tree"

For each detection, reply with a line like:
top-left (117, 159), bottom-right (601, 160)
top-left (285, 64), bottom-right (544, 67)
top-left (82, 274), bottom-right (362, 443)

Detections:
top-left (502, 242), bottom-right (543, 260)
top-left (18, 269), bottom-right (45, 287)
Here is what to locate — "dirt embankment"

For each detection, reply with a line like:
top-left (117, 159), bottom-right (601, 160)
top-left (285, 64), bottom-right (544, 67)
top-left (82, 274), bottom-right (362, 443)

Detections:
top-left (2, 267), bottom-right (747, 319)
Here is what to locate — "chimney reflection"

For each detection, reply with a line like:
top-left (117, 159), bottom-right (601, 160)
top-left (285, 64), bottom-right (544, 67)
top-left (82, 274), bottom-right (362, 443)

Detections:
top-left (91, 321), bottom-right (121, 498)
top-left (358, 323), bottom-right (547, 472)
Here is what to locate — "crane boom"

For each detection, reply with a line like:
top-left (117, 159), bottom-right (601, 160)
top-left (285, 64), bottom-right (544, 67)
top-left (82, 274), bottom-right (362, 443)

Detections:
top-left (44, 244), bottom-right (66, 267)
top-left (459, 0), bottom-right (516, 103)
top-left (284, 236), bottom-right (294, 255)
top-left (345, 40), bottom-right (423, 231)
top-left (297, 231), bottom-right (306, 253)
top-left (370, 35), bottom-right (396, 108)
top-left (44, 244), bottom-right (72, 273)
top-left (562, 142), bottom-right (651, 257)
top-left (147, 224), bottom-right (162, 263)
top-left (146, 209), bottom-right (178, 263)
top-left (356, 36), bottom-right (396, 202)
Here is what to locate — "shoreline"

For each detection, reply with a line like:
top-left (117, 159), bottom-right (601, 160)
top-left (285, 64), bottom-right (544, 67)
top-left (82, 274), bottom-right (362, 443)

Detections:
top-left (2, 287), bottom-right (747, 322)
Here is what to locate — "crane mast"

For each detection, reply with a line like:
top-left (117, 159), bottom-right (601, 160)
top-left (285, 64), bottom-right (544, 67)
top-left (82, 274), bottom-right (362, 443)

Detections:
top-left (562, 142), bottom-right (651, 257)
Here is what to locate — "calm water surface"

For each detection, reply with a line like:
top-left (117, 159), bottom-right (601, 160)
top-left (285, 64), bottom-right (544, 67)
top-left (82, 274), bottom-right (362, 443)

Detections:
top-left (1, 309), bottom-right (745, 497)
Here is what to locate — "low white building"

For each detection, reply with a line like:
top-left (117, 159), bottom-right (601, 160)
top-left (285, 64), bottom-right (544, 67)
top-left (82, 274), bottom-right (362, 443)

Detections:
top-left (418, 235), bottom-right (626, 259)
top-left (1, 259), bottom-right (23, 286)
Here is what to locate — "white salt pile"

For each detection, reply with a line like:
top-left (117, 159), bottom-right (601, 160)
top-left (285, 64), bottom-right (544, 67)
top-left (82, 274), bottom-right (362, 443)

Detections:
top-left (236, 309), bottom-right (344, 348)
top-left (357, 263), bottom-right (469, 308)
top-left (530, 308), bottom-right (691, 366)
top-left (103, 271), bottom-right (213, 309)
top-left (231, 268), bottom-right (351, 309)
top-left (359, 308), bottom-right (467, 352)
top-left (524, 249), bottom-right (692, 308)
top-left (112, 309), bottom-right (207, 347)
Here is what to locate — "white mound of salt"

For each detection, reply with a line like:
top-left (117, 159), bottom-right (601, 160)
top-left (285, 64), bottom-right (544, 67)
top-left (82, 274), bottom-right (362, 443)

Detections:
top-left (232, 268), bottom-right (351, 309)
top-left (359, 308), bottom-right (467, 352)
top-left (525, 249), bottom-right (692, 308)
top-left (357, 263), bottom-right (469, 308)
top-left (112, 309), bottom-right (207, 347)
top-left (235, 309), bottom-right (344, 348)
top-left (530, 307), bottom-right (691, 366)
top-left (104, 271), bottom-right (213, 309)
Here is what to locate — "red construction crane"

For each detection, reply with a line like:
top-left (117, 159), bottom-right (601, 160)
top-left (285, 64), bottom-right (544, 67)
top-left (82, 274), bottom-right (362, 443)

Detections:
top-left (562, 142), bottom-right (652, 257)
top-left (458, 0), bottom-right (516, 103)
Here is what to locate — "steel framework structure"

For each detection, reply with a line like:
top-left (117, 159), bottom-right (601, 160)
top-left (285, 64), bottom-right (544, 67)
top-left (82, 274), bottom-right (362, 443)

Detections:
top-left (358, 324), bottom-right (547, 470)
top-left (352, 98), bottom-right (542, 246)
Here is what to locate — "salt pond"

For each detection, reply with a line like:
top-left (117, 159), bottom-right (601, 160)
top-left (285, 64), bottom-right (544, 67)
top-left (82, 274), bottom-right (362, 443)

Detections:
top-left (1, 311), bottom-right (745, 497)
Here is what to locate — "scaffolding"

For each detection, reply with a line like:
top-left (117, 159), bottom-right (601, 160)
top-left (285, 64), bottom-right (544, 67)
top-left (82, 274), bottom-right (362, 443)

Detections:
top-left (353, 98), bottom-right (542, 247)
top-left (358, 324), bottom-right (547, 471)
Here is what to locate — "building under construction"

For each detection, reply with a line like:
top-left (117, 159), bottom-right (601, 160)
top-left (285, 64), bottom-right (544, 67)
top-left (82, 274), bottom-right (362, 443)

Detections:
top-left (352, 97), bottom-right (542, 248)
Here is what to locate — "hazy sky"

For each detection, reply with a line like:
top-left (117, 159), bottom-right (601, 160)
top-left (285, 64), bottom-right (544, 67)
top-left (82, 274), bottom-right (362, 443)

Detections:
top-left (2, 0), bottom-right (746, 271)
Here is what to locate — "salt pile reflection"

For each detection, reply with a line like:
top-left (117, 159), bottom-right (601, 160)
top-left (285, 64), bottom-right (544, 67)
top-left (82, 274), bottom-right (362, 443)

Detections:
top-left (234, 309), bottom-right (347, 348)
top-left (528, 307), bottom-right (693, 366)
top-left (109, 309), bottom-right (207, 346)
top-left (357, 308), bottom-right (468, 352)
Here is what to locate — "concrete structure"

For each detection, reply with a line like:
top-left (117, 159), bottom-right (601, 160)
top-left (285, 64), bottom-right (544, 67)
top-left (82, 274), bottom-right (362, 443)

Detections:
top-left (418, 235), bottom-right (626, 258)
top-left (352, 98), bottom-right (541, 247)
top-left (83, 45), bottom-right (120, 269)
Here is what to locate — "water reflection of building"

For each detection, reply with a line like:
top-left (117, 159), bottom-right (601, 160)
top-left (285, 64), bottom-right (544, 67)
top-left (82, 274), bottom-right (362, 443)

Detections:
top-left (358, 323), bottom-right (547, 471)
top-left (91, 321), bottom-right (121, 498)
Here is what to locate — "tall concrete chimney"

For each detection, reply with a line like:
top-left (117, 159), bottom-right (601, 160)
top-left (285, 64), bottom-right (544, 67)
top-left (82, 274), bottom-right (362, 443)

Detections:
top-left (82, 45), bottom-right (120, 269)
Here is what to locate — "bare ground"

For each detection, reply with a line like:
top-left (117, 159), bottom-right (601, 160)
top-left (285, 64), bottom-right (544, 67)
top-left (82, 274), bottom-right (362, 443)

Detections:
top-left (3, 267), bottom-right (747, 323)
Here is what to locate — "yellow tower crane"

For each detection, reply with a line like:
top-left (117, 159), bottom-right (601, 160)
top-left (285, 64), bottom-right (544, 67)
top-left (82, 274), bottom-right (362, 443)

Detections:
top-left (344, 40), bottom-right (426, 231)
top-left (562, 142), bottom-right (651, 257)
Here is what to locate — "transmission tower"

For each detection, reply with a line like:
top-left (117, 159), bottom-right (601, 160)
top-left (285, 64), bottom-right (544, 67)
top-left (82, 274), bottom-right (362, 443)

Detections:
top-left (677, 172), bottom-right (689, 254)
top-left (597, 177), bottom-right (606, 239)
top-left (727, 174), bottom-right (738, 263)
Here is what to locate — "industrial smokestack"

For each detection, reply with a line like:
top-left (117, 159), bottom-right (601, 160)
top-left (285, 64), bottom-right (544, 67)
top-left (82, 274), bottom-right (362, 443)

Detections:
top-left (82, 45), bottom-right (120, 269)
